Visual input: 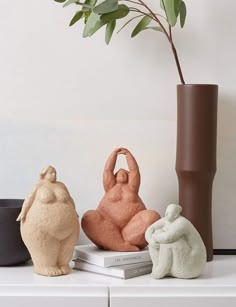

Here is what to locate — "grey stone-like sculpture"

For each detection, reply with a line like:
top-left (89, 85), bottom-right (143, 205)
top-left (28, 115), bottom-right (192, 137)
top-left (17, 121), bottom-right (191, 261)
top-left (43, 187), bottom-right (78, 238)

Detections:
top-left (145, 204), bottom-right (207, 279)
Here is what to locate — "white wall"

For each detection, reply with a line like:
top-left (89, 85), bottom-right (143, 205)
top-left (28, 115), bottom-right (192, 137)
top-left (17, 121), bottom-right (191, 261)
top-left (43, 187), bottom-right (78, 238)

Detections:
top-left (0, 0), bottom-right (235, 248)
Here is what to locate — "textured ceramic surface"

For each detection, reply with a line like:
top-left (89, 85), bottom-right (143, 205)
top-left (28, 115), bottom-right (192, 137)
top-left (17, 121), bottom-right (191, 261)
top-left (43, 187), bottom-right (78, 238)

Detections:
top-left (17, 166), bottom-right (80, 277)
top-left (0, 199), bottom-right (31, 266)
top-left (82, 148), bottom-right (160, 251)
top-left (145, 204), bottom-right (207, 279)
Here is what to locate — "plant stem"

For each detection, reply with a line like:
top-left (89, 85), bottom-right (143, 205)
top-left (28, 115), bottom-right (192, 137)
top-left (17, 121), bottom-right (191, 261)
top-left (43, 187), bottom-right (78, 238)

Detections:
top-left (135, 0), bottom-right (185, 84)
top-left (136, 0), bottom-right (170, 39)
top-left (129, 8), bottom-right (157, 21)
top-left (169, 25), bottom-right (172, 41)
top-left (171, 43), bottom-right (185, 84)
top-left (121, 0), bottom-right (144, 6)
top-left (117, 14), bottom-right (143, 34)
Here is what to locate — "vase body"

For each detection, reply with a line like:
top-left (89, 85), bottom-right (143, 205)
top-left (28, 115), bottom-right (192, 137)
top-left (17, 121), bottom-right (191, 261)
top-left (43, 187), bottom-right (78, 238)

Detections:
top-left (0, 199), bottom-right (31, 266)
top-left (176, 84), bottom-right (218, 262)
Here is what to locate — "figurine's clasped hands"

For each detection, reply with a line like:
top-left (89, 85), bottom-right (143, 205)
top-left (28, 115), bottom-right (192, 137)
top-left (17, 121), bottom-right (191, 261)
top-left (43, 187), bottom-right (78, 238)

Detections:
top-left (148, 239), bottom-right (160, 249)
top-left (145, 227), bottom-right (161, 249)
top-left (115, 147), bottom-right (129, 155)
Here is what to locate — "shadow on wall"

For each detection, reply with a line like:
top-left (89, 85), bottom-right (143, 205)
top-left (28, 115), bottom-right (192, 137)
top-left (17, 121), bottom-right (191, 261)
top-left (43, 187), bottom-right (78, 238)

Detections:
top-left (213, 93), bottom-right (236, 248)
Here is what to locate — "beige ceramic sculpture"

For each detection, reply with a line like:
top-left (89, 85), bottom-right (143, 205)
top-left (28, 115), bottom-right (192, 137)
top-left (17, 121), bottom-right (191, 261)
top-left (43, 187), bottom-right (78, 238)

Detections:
top-left (17, 166), bottom-right (79, 277)
top-left (82, 148), bottom-right (160, 251)
top-left (145, 204), bottom-right (207, 279)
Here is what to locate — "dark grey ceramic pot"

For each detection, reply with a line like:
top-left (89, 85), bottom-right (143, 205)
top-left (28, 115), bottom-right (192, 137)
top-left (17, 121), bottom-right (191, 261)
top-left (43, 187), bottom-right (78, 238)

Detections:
top-left (0, 199), bottom-right (31, 266)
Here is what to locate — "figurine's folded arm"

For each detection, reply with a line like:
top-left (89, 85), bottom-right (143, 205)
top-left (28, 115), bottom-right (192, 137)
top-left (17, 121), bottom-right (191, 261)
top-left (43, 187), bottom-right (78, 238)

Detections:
top-left (103, 149), bottom-right (118, 192)
top-left (155, 221), bottom-right (186, 244)
top-left (16, 184), bottom-right (38, 222)
top-left (145, 218), bottom-right (165, 247)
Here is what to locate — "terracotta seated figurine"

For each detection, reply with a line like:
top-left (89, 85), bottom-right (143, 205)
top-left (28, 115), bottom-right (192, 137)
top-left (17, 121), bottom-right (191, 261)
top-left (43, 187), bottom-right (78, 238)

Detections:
top-left (82, 148), bottom-right (160, 251)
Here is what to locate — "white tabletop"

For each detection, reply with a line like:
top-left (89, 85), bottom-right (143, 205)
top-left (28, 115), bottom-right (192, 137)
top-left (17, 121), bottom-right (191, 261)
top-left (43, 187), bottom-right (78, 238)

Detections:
top-left (0, 255), bottom-right (235, 288)
top-left (0, 256), bottom-right (235, 307)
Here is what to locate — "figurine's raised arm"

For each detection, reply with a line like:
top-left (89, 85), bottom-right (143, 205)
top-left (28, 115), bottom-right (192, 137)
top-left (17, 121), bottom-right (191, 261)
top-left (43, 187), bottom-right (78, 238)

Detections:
top-left (16, 184), bottom-right (38, 223)
top-left (103, 148), bottom-right (120, 192)
top-left (122, 148), bottom-right (140, 193)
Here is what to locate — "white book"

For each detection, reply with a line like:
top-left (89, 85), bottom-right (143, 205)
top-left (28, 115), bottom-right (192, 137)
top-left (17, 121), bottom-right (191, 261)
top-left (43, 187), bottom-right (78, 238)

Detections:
top-left (73, 259), bottom-right (153, 279)
top-left (74, 244), bottom-right (151, 268)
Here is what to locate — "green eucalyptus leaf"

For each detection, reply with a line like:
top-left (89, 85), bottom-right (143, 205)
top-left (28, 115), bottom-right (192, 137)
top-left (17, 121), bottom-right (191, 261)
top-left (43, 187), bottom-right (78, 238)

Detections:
top-left (69, 11), bottom-right (83, 26)
top-left (63, 0), bottom-right (79, 8)
top-left (84, 11), bottom-right (90, 23)
top-left (83, 12), bottom-right (105, 37)
top-left (105, 19), bottom-right (116, 44)
top-left (160, 0), bottom-right (164, 9)
top-left (131, 16), bottom-right (152, 38)
top-left (101, 4), bottom-right (129, 22)
top-left (179, 1), bottom-right (186, 28)
top-left (94, 0), bottom-right (118, 14)
top-left (77, 2), bottom-right (94, 9)
top-left (83, 4), bottom-right (94, 9)
top-left (174, 0), bottom-right (182, 16)
top-left (160, 0), bottom-right (177, 27)
top-left (145, 26), bottom-right (162, 32)
top-left (82, 0), bottom-right (97, 12)
top-left (54, 0), bottom-right (67, 3)
top-left (117, 15), bottom-right (141, 34)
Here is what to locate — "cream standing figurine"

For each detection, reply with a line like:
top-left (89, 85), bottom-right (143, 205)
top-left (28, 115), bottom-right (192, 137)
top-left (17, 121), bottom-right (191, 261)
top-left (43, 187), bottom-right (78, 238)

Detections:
top-left (145, 204), bottom-right (206, 279)
top-left (17, 166), bottom-right (79, 277)
top-left (82, 148), bottom-right (160, 251)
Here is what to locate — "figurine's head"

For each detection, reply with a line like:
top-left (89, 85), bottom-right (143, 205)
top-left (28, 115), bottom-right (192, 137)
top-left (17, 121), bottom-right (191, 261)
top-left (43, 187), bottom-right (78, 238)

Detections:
top-left (165, 204), bottom-right (182, 222)
top-left (115, 169), bottom-right (129, 184)
top-left (40, 165), bottom-right (57, 183)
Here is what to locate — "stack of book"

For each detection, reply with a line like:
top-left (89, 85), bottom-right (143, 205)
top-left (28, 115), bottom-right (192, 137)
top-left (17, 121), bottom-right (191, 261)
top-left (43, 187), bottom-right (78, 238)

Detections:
top-left (73, 244), bottom-right (153, 279)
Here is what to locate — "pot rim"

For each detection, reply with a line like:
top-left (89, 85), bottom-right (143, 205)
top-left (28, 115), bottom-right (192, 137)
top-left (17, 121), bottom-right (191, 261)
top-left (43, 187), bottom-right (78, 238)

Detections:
top-left (177, 84), bottom-right (218, 87)
top-left (0, 199), bottom-right (24, 209)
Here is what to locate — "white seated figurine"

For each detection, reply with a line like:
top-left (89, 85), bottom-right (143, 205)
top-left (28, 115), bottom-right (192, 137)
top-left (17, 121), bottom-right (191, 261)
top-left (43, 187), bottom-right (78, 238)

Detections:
top-left (145, 204), bottom-right (206, 279)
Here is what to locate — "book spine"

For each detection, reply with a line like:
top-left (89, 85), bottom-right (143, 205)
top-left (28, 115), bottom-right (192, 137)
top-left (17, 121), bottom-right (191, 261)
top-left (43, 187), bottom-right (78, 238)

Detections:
top-left (73, 261), bottom-right (152, 279)
top-left (104, 253), bottom-right (151, 267)
top-left (124, 264), bottom-right (152, 279)
top-left (73, 262), bottom-right (124, 279)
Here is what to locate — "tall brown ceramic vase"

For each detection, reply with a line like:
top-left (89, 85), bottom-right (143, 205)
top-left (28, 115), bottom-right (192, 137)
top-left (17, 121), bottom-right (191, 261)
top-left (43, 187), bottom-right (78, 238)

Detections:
top-left (176, 84), bottom-right (218, 262)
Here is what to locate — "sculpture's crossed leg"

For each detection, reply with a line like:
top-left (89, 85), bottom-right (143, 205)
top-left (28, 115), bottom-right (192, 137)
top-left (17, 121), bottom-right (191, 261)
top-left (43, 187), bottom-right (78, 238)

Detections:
top-left (121, 210), bottom-right (161, 249)
top-left (82, 209), bottom-right (159, 251)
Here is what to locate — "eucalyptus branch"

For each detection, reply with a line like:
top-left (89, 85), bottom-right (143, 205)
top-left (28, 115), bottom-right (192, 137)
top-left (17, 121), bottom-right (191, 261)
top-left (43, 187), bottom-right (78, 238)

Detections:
top-left (129, 7), bottom-right (157, 22)
top-left (155, 13), bottom-right (168, 22)
top-left (121, 0), bottom-right (144, 6)
top-left (137, 0), bottom-right (185, 84)
top-left (136, 0), bottom-right (170, 41)
top-left (161, 0), bottom-right (173, 41)
top-left (117, 14), bottom-right (143, 34)
top-left (160, 0), bottom-right (168, 23)
top-left (129, 7), bottom-right (168, 22)
top-left (171, 43), bottom-right (185, 84)
top-left (55, 0), bottom-right (187, 84)
top-left (169, 25), bottom-right (172, 41)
